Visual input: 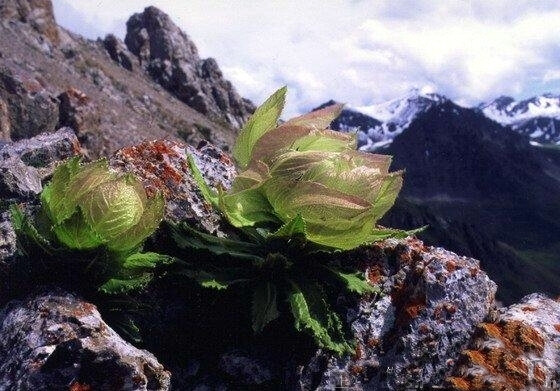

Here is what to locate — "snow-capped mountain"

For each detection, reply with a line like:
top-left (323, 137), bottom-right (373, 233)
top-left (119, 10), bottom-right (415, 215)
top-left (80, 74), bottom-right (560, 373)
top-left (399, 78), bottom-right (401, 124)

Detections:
top-left (479, 94), bottom-right (560, 144)
top-left (317, 88), bottom-right (447, 151)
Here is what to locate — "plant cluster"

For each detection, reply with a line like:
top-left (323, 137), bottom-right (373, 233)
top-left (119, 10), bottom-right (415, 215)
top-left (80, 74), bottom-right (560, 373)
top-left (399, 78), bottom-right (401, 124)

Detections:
top-left (11, 88), bottom-right (414, 355)
top-left (175, 87), bottom-right (413, 354)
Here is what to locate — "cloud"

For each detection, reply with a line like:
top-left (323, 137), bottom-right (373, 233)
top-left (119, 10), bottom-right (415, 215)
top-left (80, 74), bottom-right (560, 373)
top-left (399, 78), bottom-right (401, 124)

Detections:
top-left (52, 0), bottom-right (560, 116)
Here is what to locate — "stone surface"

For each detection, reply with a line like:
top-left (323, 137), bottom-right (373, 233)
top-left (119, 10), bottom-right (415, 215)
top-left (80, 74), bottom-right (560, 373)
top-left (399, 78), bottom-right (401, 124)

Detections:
top-left (124, 6), bottom-right (255, 128)
top-left (0, 211), bottom-right (16, 262)
top-left (446, 293), bottom-right (560, 391)
top-left (0, 65), bottom-right (59, 140)
top-left (103, 34), bottom-right (134, 71)
top-left (298, 239), bottom-right (497, 390)
top-left (0, 156), bottom-right (41, 199)
top-left (110, 139), bottom-right (236, 233)
top-left (0, 290), bottom-right (170, 390)
top-left (0, 127), bottom-right (80, 171)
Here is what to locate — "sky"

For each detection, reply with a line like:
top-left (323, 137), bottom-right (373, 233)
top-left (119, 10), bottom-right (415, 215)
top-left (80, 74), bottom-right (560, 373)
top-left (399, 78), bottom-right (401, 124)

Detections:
top-left (52, 0), bottom-right (560, 117)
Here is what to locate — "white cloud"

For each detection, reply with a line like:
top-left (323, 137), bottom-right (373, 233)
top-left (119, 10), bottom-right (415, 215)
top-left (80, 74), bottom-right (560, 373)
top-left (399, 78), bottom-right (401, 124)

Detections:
top-left (52, 0), bottom-right (560, 116)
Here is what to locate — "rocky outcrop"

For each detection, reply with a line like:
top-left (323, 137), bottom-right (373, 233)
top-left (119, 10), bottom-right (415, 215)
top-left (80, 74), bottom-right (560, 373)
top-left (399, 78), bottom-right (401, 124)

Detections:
top-left (0, 290), bottom-right (170, 390)
top-left (0, 0), bottom-right (59, 44)
top-left (124, 6), bottom-right (255, 128)
top-left (298, 240), bottom-right (496, 390)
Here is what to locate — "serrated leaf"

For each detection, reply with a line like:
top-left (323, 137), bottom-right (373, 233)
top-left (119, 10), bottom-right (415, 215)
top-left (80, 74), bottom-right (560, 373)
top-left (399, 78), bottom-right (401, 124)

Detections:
top-left (99, 274), bottom-right (152, 294)
top-left (252, 281), bottom-right (280, 333)
top-left (10, 204), bottom-right (54, 252)
top-left (233, 86), bottom-right (287, 168)
top-left (108, 192), bottom-right (164, 252)
top-left (187, 154), bottom-right (219, 207)
top-left (179, 267), bottom-right (253, 290)
top-left (288, 280), bottom-right (352, 355)
top-left (370, 172), bottom-right (404, 220)
top-left (283, 103), bottom-right (344, 129)
top-left (219, 185), bottom-right (278, 228)
top-left (329, 268), bottom-right (378, 295)
top-left (122, 251), bottom-right (173, 269)
top-left (171, 223), bottom-right (264, 262)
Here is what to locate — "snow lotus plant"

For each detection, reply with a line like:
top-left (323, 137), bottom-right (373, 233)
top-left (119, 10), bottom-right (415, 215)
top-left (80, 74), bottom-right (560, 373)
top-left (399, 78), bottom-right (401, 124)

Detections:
top-left (174, 87), bottom-right (416, 355)
top-left (11, 157), bottom-right (170, 294)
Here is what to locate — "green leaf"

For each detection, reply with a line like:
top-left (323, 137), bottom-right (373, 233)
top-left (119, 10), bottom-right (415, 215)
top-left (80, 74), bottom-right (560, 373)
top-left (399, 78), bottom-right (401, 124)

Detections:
top-left (99, 274), bottom-right (152, 294)
top-left (329, 269), bottom-right (378, 295)
top-left (233, 86), bottom-right (287, 168)
top-left (288, 280), bottom-right (352, 355)
top-left (187, 154), bottom-right (219, 207)
top-left (108, 192), bottom-right (164, 252)
top-left (53, 211), bottom-right (105, 250)
top-left (370, 172), bottom-right (403, 220)
top-left (251, 126), bottom-right (355, 165)
top-left (10, 204), bottom-right (54, 251)
top-left (252, 281), bottom-right (280, 333)
top-left (41, 156), bottom-right (82, 225)
top-left (219, 185), bottom-right (278, 228)
top-left (122, 251), bottom-right (173, 269)
top-left (171, 223), bottom-right (264, 262)
top-left (270, 214), bottom-right (306, 238)
top-left (178, 267), bottom-right (253, 290)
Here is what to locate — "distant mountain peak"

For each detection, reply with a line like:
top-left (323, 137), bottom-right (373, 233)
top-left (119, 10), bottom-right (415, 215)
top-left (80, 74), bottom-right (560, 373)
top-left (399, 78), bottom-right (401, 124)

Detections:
top-left (480, 94), bottom-right (560, 144)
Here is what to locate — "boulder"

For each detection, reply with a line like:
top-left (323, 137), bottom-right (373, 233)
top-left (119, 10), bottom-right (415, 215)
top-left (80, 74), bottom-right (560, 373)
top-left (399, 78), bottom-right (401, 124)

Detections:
top-left (103, 34), bottom-right (134, 71)
top-left (0, 290), bottom-right (170, 390)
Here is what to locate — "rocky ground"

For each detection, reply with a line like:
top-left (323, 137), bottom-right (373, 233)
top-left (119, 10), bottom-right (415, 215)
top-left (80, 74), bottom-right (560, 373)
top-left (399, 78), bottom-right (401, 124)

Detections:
top-left (1, 1), bottom-right (560, 390)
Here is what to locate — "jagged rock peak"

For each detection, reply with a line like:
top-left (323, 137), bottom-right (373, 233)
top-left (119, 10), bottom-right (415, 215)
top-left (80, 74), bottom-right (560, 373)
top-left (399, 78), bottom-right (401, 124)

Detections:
top-left (124, 6), bottom-right (254, 128)
top-left (0, 0), bottom-right (59, 44)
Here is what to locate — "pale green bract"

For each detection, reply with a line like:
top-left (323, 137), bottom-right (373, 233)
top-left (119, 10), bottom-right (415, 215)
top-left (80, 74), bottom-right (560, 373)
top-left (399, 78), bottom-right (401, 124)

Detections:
top-left (41, 157), bottom-right (164, 253)
top-left (191, 87), bottom-right (409, 250)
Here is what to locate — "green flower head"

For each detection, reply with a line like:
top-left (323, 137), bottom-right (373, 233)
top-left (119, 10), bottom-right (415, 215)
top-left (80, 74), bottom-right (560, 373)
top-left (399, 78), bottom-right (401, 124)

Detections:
top-left (41, 157), bottom-right (164, 252)
top-left (193, 87), bottom-right (406, 250)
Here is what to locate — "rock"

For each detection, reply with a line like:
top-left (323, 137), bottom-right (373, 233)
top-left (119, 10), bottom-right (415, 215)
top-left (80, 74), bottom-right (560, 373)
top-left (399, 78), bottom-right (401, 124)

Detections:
top-left (0, 0), bottom-right (60, 44)
top-left (110, 139), bottom-right (236, 233)
top-left (57, 88), bottom-right (100, 151)
top-left (0, 211), bottom-right (16, 262)
top-left (446, 293), bottom-right (560, 390)
top-left (0, 66), bottom-right (59, 140)
top-left (103, 34), bottom-right (134, 71)
top-left (298, 239), bottom-right (497, 390)
top-left (124, 6), bottom-right (254, 128)
top-left (0, 127), bottom-right (80, 172)
top-left (0, 290), bottom-right (171, 390)
top-left (0, 156), bottom-right (41, 199)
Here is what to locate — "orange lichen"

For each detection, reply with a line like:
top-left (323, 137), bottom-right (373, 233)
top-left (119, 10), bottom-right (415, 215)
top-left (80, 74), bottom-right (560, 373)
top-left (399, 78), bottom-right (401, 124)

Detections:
top-left (69, 382), bottom-right (93, 391)
top-left (521, 306), bottom-right (537, 312)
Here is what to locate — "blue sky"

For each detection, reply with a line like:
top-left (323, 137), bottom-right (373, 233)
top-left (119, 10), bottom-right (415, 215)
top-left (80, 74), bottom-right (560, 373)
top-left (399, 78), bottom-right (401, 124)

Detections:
top-left (52, 0), bottom-right (560, 116)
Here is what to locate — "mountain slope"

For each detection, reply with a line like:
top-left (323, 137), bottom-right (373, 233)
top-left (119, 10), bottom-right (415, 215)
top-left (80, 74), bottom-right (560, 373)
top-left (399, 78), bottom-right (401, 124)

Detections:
top-left (0, 1), bottom-right (250, 157)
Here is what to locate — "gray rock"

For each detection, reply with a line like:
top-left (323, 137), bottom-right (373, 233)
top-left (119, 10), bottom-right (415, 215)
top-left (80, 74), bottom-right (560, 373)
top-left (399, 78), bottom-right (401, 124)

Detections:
top-left (110, 139), bottom-right (236, 234)
top-left (0, 65), bottom-right (59, 140)
top-left (0, 156), bottom-right (41, 199)
top-left (0, 211), bottom-right (16, 262)
top-left (0, 127), bottom-right (80, 171)
top-left (103, 34), bottom-right (134, 71)
top-left (299, 239), bottom-right (497, 390)
top-left (219, 352), bottom-right (273, 385)
top-left (0, 290), bottom-right (171, 390)
top-left (124, 6), bottom-right (254, 128)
